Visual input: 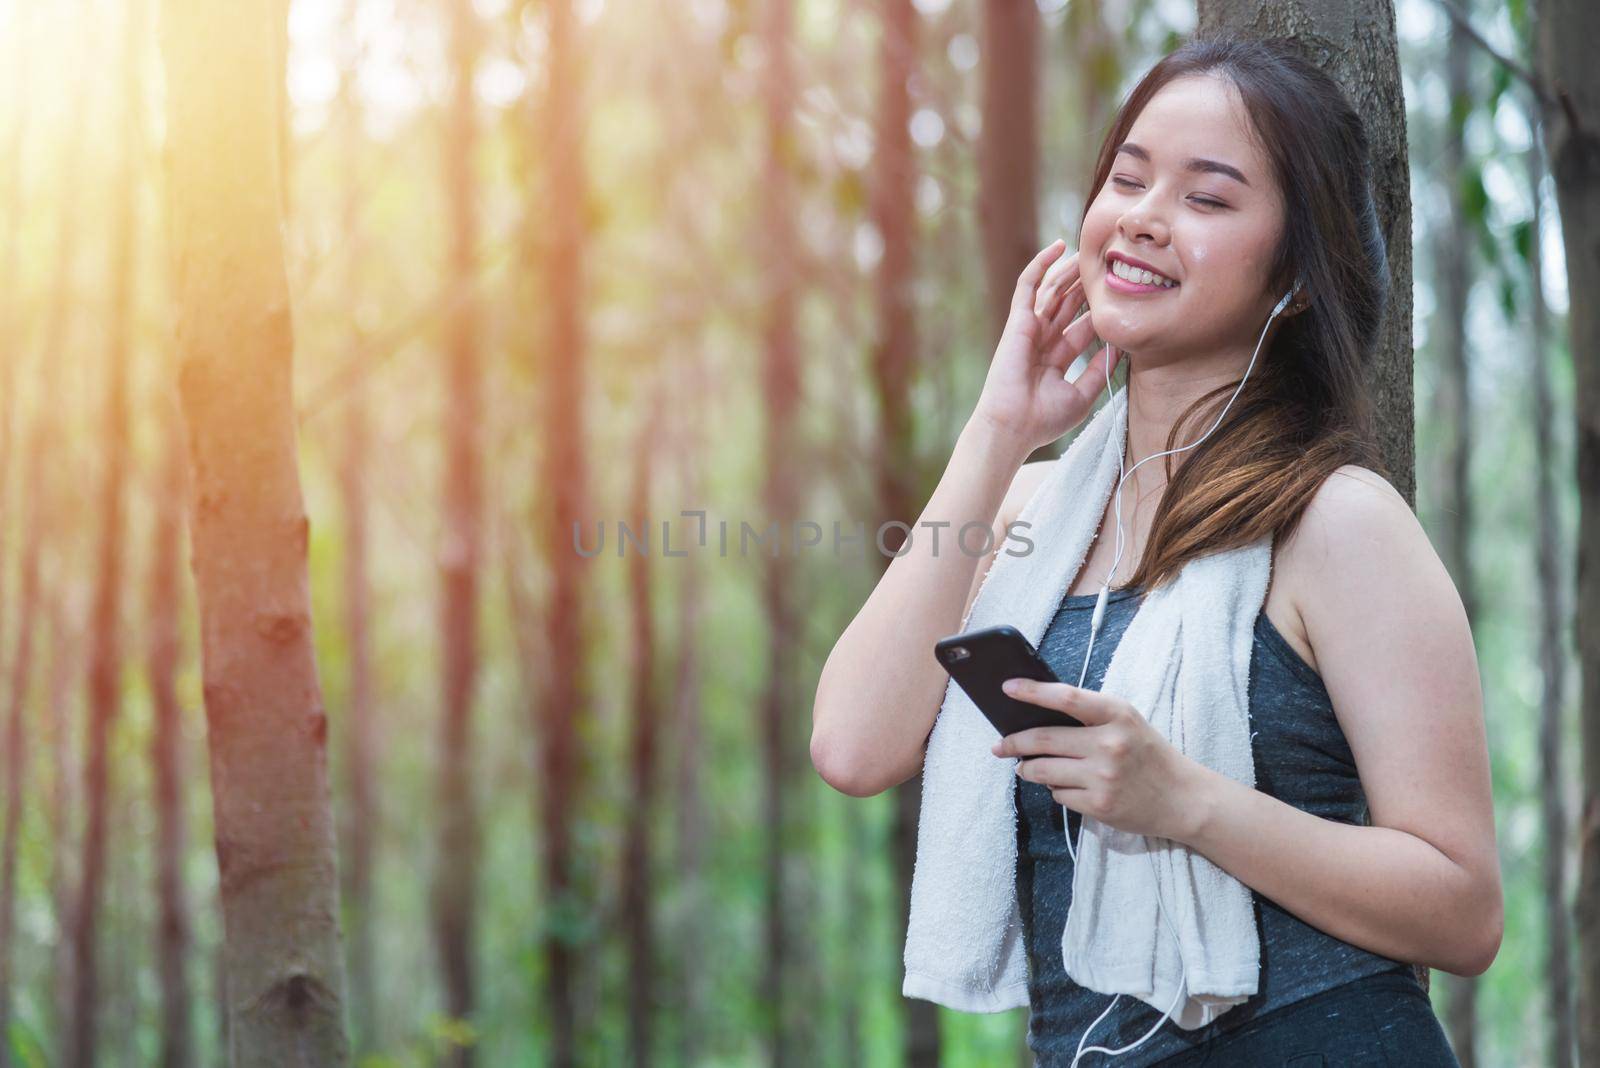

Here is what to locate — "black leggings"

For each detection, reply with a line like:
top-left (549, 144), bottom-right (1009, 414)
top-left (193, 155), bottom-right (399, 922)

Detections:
top-left (1150, 970), bottom-right (1459, 1067)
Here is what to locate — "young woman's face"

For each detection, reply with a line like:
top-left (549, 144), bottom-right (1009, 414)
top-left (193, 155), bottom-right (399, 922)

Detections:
top-left (1078, 73), bottom-right (1288, 365)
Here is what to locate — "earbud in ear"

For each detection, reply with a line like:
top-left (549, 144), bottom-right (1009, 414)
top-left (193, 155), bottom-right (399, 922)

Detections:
top-left (1271, 278), bottom-right (1305, 318)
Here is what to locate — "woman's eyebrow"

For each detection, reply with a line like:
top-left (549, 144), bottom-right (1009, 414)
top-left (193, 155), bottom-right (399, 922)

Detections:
top-left (1115, 141), bottom-right (1251, 187)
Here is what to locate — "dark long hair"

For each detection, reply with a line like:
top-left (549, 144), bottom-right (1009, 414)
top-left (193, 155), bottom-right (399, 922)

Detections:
top-left (1080, 34), bottom-right (1394, 593)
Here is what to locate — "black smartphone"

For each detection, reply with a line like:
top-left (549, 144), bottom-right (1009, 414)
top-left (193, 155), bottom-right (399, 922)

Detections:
top-left (934, 625), bottom-right (1083, 737)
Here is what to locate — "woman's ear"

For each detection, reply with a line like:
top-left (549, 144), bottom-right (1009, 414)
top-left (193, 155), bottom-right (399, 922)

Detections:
top-left (1283, 278), bottom-right (1311, 317)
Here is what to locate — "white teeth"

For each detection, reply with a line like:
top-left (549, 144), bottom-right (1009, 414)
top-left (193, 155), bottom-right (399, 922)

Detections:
top-left (1111, 258), bottom-right (1176, 288)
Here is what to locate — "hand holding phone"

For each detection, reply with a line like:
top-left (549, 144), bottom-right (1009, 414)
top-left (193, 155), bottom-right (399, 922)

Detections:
top-left (934, 625), bottom-right (1083, 737)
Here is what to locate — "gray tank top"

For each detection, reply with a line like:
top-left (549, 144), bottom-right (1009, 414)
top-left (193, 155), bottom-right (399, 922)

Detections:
top-left (1016, 583), bottom-right (1419, 1065)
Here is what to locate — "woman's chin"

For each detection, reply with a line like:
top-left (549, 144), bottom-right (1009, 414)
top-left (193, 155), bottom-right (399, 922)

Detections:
top-left (1088, 315), bottom-right (1158, 356)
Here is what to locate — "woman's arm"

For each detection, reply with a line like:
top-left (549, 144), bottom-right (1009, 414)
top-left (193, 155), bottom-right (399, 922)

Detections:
top-left (1174, 466), bottom-right (1503, 976)
top-left (809, 416), bottom-right (1037, 798)
top-left (813, 239), bottom-right (1119, 798)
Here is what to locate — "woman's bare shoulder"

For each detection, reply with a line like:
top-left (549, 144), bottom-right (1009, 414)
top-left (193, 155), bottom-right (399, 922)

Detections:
top-left (1275, 464), bottom-right (1413, 671)
top-left (1280, 464), bottom-right (1411, 561)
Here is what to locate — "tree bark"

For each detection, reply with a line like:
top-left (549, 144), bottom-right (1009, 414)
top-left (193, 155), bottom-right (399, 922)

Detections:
top-left (26, 10), bottom-right (92, 1059)
top-left (45, 604), bottom-right (75, 1060)
top-left (757, 1), bottom-right (811, 1064)
top-left (433, 1), bottom-right (484, 1062)
top-left (668, 377), bottom-right (709, 1068)
top-left (979, 0), bottom-right (1040, 346)
top-left (150, 51), bottom-right (196, 1048)
top-left (635, 15), bottom-right (714, 1064)
top-left (873, 3), bottom-right (940, 1066)
top-left (1537, 1), bottom-right (1600, 1063)
top-left (0, 8), bottom-right (31, 1065)
top-left (1432, 18), bottom-right (1479, 1063)
top-left (149, 371), bottom-right (195, 1068)
top-left (67, 2), bottom-right (142, 1061)
top-left (158, 0), bottom-right (351, 1060)
top-left (335, 0), bottom-right (378, 1055)
top-left (150, 67), bottom-right (197, 1056)
top-left (0, 370), bottom-right (40, 1068)
top-left (0, 0), bottom-right (25, 704)
top-left (1067, 0), bottom-right (1119, 160)
top-left (624, 395), bottom-right (664, 1067)
top-left (534, 1), bottom-right (593, 1064)
top-left (1527, 136), bottom-right (1577, 1068)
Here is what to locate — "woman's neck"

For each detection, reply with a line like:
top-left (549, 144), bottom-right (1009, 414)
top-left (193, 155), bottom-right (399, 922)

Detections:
top-left (1119, 344), bottom-right (1257, 477)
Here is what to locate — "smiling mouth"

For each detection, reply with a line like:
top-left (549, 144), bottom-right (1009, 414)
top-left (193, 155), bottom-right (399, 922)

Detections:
top-left (1107, 265), bottom-right (1184, 295)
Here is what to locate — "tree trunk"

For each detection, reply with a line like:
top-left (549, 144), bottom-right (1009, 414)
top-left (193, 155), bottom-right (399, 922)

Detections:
top-left (1194, 0), bottom-right (1426, 998)
top-left (149, 371), bottom-right (195, 1068)
top-left (1527, 135), bottom-right (1577, 1068)
top-left (433, 1), bottom-right (484, 1062)
top-left (1537, 1), bottom-right (1600, 1063)
top-left (1067, 0), bottom-right (1119, 159)
top-left (0, 382), bottom-right (41, 1068)
top-left (624, 395), bottom-right (664, 1067)
top-left (157, 0), bottom-right (351, 1060)
top-left (67, 3), bottom-right (141, 1062)
top-left (151, 84), bottom-right (197, 1058)
top-left (46, 598), bottom-right (75, 1060)
top-left (0, 0), bottom-right (25, 700)
top-left (669, 397), bottom-right (709, 1068)
top-left (535, 1), bottom-right (593, 1064)
top-left (757, 1), bottom-right (811, 1064)
top-left (1431, 18), bottom-right (1479, 1062)
top-left (335, 0), bottom-right (378, 1055)
top-left (29, 11), bottom-right (93, 1059)
top-left (873, 3), bottom-right (940, 1066)
top-left (979, 0), bottom-right (1040, 345)
top-left (630, 15), bottom-right (716, 1064)
top-left (0, 9), bottom-right (31, 1065)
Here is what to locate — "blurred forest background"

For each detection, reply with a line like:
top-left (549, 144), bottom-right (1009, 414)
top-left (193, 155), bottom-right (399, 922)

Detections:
top-left (0, 0), bottom-right (1591, 1065)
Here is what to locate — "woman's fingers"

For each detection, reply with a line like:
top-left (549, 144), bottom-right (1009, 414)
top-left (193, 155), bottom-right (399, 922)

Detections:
top-left (1034, 252), bottom-right (1082, 317)
top-left (1043, 279), bottom-right (1085, 334)
top-left (1039, 321), bottom-right (1080, 372)
top-left (1048, 246), bottom-right (1083, 288)
top-left (1012, 240), bottom-right (1067, 316)
top-left (1033, 273), bottom-right (1080, 340)
top-left (1014, 756), bottom-right (1090, 789)
top-left (1040, 304), bottom-right (1097, 372)
top-left (994, 724), bottom-right (1091, 760)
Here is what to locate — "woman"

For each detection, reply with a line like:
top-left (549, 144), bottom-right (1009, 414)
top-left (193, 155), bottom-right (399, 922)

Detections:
top-left (810, 35), bottom-right (1500, 1066)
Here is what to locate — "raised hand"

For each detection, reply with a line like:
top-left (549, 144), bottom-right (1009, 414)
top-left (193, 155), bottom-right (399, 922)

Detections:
top-left (973, 240), bottom-right (1122, 457)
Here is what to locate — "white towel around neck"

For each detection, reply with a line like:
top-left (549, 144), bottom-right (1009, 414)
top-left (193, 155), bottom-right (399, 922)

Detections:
top-left (901, 383), bottom-right (1272, 1029)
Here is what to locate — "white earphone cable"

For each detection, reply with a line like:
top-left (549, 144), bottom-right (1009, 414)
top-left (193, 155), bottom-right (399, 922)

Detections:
top-left (1063, 284), bottom-right (1295, 1066)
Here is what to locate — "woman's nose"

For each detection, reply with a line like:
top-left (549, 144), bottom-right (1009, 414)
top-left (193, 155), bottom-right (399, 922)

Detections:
top-left (1117, 195), bottom-right (1171, 246)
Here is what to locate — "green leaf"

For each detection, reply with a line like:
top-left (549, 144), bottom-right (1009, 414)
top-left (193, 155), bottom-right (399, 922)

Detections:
top-left (1479, 223), bottom-right (1501, 272)
top-left (6, 1021), bottom-right (48, 1068)
top-left (1511, 218), bottom-right (1533, 265)
top-left (1508, 0), bottom-right (1529, 39)
top-left (1490, 61), bottom-right (1512, 110)
top-left (428, 1012), bottom-right (480, 1050)
top-left (1461, 164), bottom-right (1490, 229)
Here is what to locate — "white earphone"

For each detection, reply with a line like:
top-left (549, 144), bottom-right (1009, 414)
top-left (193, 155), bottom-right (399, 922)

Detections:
top-left (1065, 279), bottom-right (1301, 1067)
